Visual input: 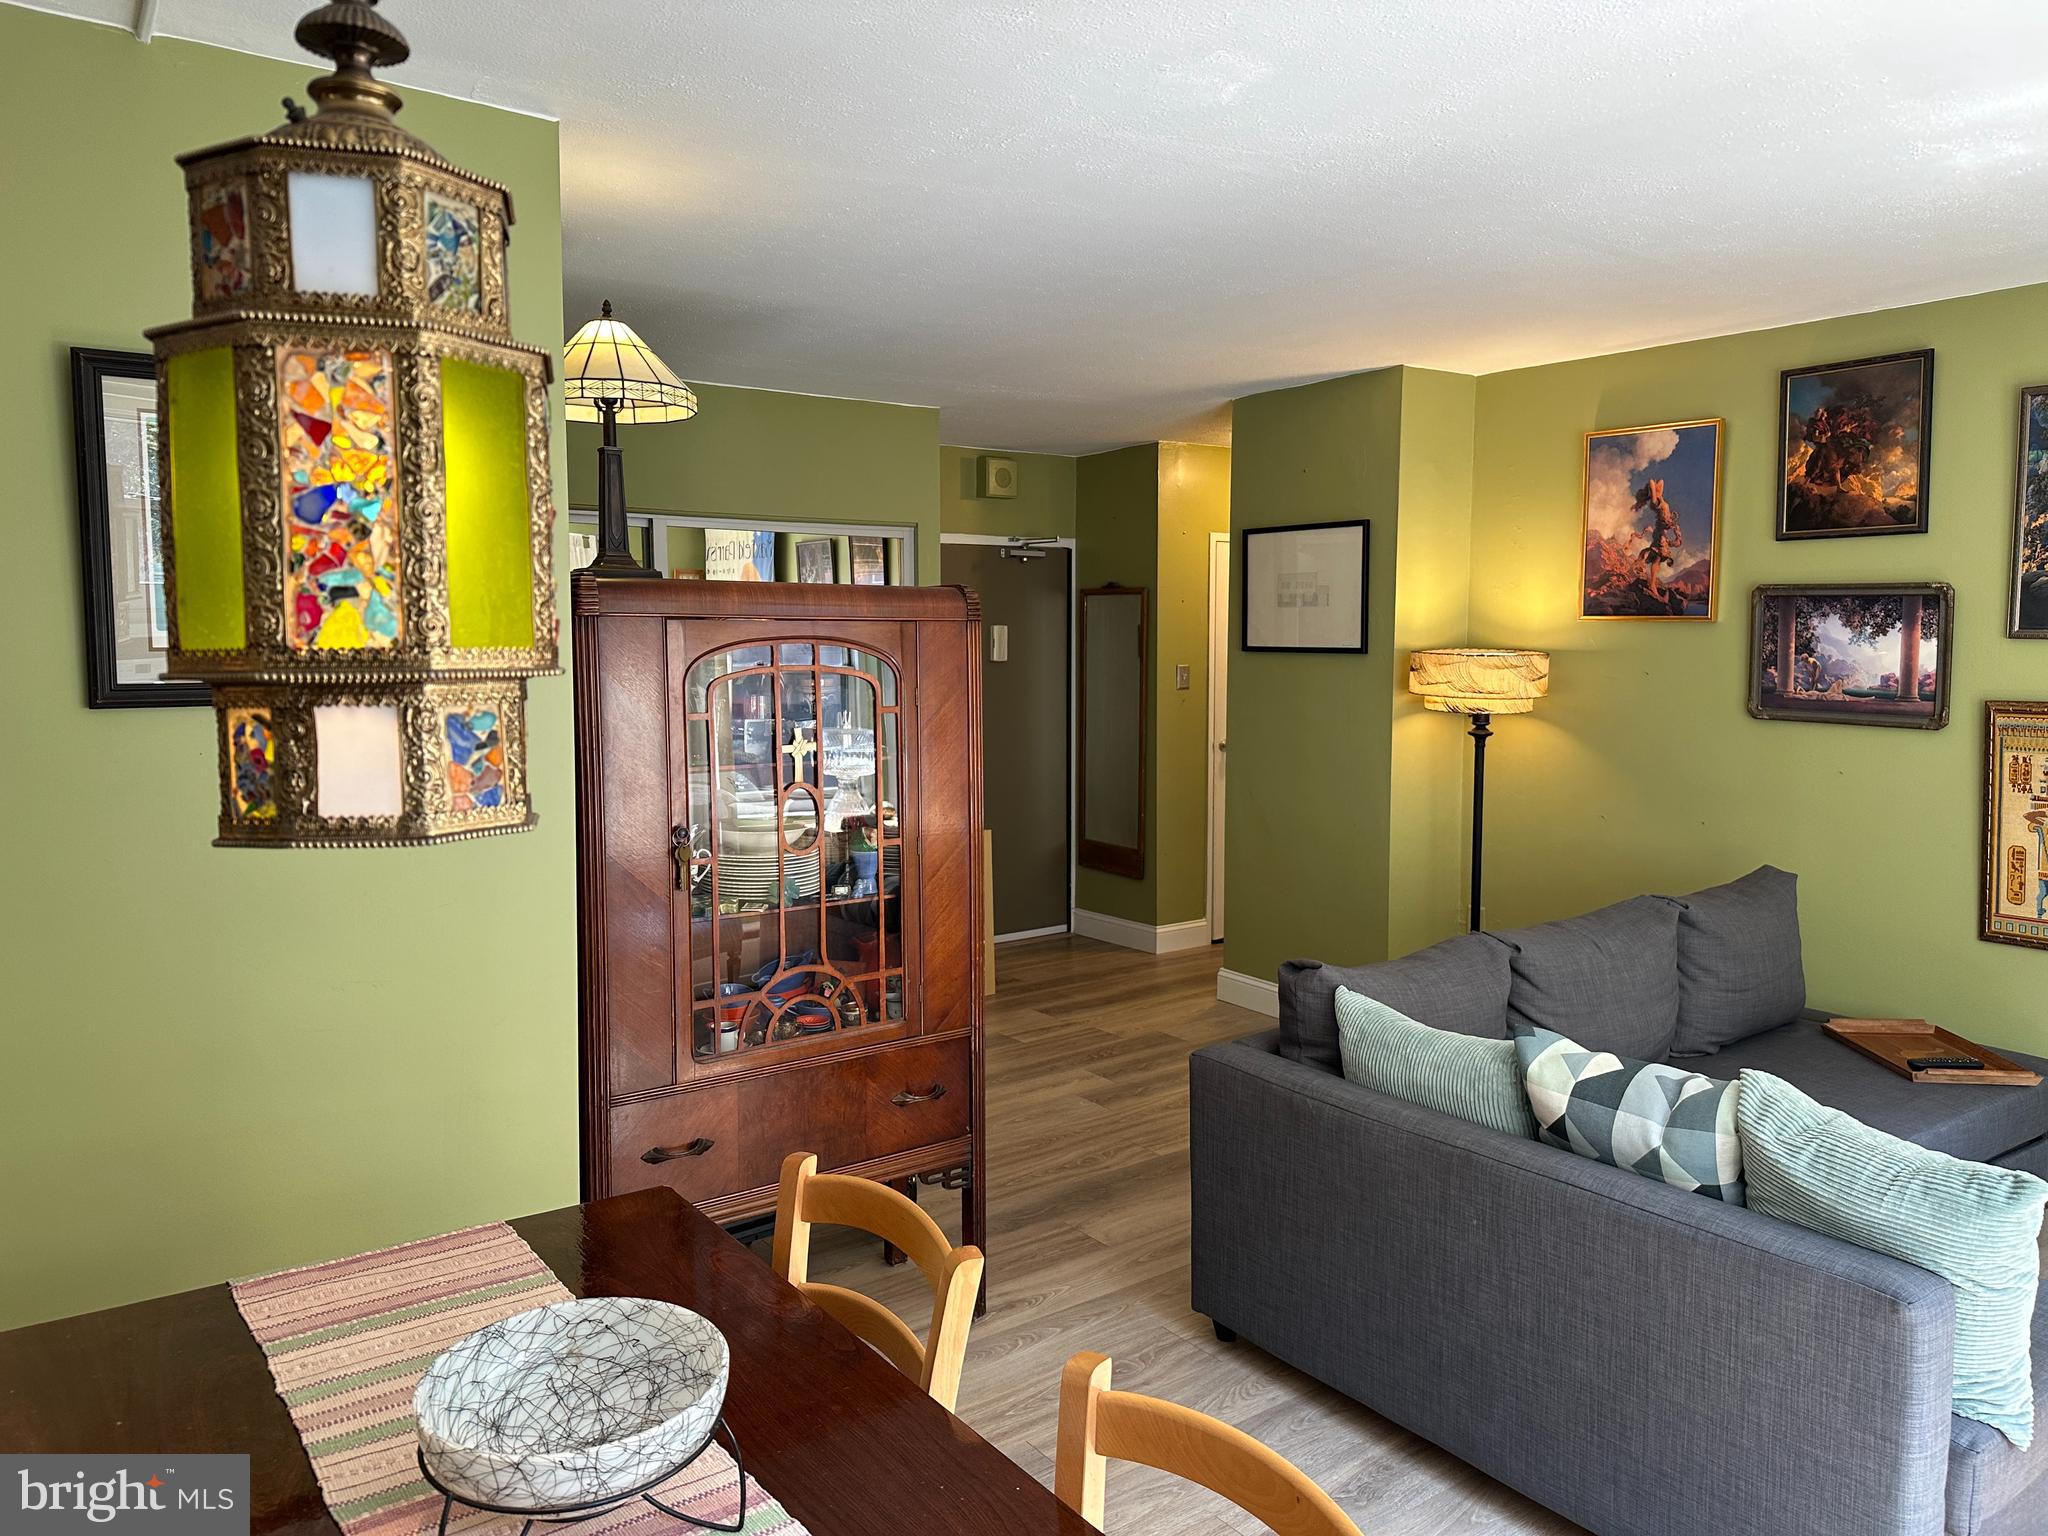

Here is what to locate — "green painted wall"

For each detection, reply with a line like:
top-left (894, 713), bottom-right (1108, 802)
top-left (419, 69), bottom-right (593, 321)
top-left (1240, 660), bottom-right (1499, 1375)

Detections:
top-left (567, 386), bottom-right (941, 582)
top-left (1075, 445), bottom-right (1162, 923)
top-left (1072, 443), bottom-right (1230, 928)
top-left (1224, 372), bottom-right (1405, 983)
top-left (1155, 443), bottom-right (1232, 927)
top-left (939, 445), bottom-right (1078, 539)
top-left (0, 9), bottom-right (574, 1328)
top-left (1469, 282), bottom-right (2048, 1054)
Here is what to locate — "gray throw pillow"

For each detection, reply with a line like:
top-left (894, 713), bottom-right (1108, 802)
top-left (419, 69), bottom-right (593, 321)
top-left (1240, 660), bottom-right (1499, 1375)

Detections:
top-left (1663, 866), bottom-right (1806, 1057)
top-left (1490, 895), bottom-right (1682, 1061)
top-left (1513, 1024), bottom-right (1743, 1202)
top-left (1278, 931), bottom-right (1511, 1071)
top-left (1337, 988), bottom-right (1537, 1139)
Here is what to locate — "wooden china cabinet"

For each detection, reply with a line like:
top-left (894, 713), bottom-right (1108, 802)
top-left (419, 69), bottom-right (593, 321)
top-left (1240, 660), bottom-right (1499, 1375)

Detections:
top-left (572, 573), bottom-right (986, 1275)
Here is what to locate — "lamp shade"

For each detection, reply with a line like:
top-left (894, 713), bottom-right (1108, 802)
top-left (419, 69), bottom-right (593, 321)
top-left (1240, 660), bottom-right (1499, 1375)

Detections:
top-left (146, 0), bottom-right (558, 847)
top-left (562, 302), bottom-right (697, 423)
top-left (1408, 648), bottom-right (1550, 715)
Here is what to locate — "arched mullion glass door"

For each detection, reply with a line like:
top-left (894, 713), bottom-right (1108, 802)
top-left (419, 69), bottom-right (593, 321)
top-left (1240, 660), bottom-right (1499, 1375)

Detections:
top-left (684, 639), bottom-right (906, 1063)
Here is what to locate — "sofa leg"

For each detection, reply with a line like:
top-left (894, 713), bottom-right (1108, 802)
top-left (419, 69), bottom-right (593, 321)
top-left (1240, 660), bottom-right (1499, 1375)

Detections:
top-left (1212, 1321), bottom-right (1237, 1343)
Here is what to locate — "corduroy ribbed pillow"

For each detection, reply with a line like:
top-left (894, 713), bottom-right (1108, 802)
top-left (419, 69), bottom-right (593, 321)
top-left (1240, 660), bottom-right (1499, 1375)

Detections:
top-left (1736, 1069), bottom-right (2048, 1447)
top-left (1335, 986), bottom-right (1537, 1140)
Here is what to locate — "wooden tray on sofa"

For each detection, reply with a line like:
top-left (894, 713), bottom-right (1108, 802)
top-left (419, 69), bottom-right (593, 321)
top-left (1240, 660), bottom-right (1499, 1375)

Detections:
top-left (1822, 1018), bottom-right (2042, 1086)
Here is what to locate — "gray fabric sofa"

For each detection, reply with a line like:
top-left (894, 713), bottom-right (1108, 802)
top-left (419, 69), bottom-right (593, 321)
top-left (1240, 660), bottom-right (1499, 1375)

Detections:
top-left (1189, 874), bottom-right (2048, 1536)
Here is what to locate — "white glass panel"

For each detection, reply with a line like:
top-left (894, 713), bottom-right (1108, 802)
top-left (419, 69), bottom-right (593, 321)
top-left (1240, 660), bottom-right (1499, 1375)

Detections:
top-left (287, 172), bottom-right (379, 296)
top-left (315, 703), bottom-right (403, 818)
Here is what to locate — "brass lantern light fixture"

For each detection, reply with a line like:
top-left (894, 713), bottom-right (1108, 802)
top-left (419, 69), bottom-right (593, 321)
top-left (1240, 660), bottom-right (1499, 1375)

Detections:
top-left (146, 0), bottom-right (559, 848)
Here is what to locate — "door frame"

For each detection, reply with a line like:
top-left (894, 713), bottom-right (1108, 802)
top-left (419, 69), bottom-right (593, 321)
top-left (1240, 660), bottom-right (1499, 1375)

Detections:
top-left (1206, 530), bottom-right (1229, 944)
top-left (940, 533), bottom-right (1078, 940)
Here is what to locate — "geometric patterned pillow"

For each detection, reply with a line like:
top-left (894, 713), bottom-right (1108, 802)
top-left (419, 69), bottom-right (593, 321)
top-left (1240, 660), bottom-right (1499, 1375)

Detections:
top-left (1512, 1024), bottom-right (1745, 1203)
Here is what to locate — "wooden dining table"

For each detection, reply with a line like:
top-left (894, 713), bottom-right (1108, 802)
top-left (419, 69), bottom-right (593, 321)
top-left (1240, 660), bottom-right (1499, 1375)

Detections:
top-left (0, 1187), bottom-right (1095, 1536)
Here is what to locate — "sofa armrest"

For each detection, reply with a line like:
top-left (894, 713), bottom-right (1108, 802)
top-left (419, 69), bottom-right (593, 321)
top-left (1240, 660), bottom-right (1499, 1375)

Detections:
top-left (1190, 1034), bottom-right (1955, 1536)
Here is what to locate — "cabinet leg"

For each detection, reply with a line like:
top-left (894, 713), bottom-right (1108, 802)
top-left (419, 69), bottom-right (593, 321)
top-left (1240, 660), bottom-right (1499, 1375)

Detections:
top-left (881, 1178), bottom-right (917, 1266)
top-left (964, 1155), bottom-right (987, 1318)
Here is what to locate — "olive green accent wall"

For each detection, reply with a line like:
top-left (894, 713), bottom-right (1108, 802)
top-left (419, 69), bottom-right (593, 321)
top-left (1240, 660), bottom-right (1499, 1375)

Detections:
top-left (0, 8), bottom-right (573, 1328)
top-left (940, 445), bottom-right (1078, 538)
top-left (1222, 368), bottom-right (1480, 983)
top-left (1074, 442), bottom-right (1230, 927)
top-left (567, 387), bottom-right (941, 581)
top-left (1469, 282), bottom-right (2048, 1054)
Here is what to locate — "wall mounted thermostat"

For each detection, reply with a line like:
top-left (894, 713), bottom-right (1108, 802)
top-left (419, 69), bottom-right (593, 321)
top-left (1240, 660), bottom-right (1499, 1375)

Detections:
top-left (978, 454), bottom-right (1019, 499)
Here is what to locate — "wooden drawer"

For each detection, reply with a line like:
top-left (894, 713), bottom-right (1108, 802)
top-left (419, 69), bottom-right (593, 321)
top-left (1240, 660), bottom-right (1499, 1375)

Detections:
top-left (607, 1086), bottom-right (739, 1204)
top-left (737, 1039), bottom-right (971, 1191)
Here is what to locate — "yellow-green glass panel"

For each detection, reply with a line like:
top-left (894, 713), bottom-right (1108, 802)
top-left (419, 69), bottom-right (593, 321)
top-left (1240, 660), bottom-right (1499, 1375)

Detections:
top-left (165, 347), bottom-right (245, 650)
top-left (441, 357), bottom-right (535, 649)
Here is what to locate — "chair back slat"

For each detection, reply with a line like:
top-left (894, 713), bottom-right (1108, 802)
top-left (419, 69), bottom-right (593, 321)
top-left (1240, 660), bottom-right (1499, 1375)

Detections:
top-left (1056, 1352), bottom-right (1363, 1535)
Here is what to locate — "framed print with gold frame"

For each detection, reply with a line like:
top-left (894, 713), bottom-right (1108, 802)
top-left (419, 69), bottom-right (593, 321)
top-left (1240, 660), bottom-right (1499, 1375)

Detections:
top-left (1983, 700), bottom-right (2048, 950)
top-left (1579, 419), bottom-right (1722, 620)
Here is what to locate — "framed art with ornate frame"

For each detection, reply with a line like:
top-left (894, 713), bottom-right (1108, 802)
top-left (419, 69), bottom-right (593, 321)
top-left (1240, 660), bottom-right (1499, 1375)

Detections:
top-left (1983, 700), bottom-right (2048, 949)
top-left (1747, 582), bottom-right (1952, 730)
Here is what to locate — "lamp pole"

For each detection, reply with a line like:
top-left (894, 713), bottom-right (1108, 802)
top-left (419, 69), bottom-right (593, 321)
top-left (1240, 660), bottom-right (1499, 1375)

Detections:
top-left (1467, 711), bottom-right (1491, 932)
top-left (587, 394), bottom-right (644, 576)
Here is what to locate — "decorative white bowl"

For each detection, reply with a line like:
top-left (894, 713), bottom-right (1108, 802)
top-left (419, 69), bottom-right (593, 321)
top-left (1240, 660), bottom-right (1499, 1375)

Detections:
top-left (414, 1296), bottom-right (730, 1511)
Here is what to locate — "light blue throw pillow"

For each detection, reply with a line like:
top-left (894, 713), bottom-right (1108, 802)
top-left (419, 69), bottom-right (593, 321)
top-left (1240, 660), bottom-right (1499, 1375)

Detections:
top-left (1335, 986), bottom-right (1537, 1140)
top-left (1736, 1069), bottom-right (2048, 1447)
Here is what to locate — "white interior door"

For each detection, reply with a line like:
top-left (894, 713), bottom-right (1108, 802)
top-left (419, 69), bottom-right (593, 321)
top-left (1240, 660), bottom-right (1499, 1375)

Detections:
top-left (1207, 532), bottom-right (1229, 943)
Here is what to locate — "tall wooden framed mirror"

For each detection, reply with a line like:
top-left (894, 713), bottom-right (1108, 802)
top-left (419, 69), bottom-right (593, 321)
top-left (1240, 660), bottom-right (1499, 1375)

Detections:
top-left (1078, 586), bottom-right (1148, 879)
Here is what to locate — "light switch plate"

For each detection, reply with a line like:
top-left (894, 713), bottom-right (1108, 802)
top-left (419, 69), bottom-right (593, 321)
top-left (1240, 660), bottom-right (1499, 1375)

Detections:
top-left (990, 624), bottom-right (1009, 663)
top-left (1175, 664), bottom-right (1190, 690)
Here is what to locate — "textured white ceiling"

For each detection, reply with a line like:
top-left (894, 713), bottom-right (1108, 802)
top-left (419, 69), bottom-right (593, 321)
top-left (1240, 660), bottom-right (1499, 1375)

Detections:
top-left (32, 0), bottom-right (2048, 452)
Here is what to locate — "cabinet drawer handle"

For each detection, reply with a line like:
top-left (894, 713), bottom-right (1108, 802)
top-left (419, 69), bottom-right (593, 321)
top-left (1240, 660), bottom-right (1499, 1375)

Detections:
top-left (891, 1084), bottom-right (946, 1107)
top-left (642, 1137), bottom-right (715, 1163)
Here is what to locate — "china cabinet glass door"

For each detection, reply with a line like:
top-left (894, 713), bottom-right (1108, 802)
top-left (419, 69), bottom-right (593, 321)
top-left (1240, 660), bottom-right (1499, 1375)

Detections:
top-left (680, 640), bottom-right (908, 1063)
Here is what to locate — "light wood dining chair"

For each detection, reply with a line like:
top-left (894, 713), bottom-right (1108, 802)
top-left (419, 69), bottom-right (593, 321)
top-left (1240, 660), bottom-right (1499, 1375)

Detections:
top-left (1055, 1352), bottom-right (1365, 1535)
top-left (771, 1151), bottom-right (985, 1412)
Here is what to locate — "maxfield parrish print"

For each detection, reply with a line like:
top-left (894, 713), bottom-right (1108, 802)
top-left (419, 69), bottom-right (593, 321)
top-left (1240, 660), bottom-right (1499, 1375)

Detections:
top-left (1749, 583), bottom-right (1952, 730)
top-left (2010, 386), bottom-right (2048, 637)
top-left (1985, 702), bottom-right (2048, 950)
top-left (1777, 350), bottom-right (1933, 538)
top-left (1581, 420), bottom-right (1722, 619)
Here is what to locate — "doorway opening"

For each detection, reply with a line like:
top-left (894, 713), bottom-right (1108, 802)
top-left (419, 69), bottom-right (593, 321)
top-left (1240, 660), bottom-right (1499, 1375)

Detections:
top-left (1206, 531), bottom-right (1228, 944)
top-left (940, 534), bottom-right (1076, 942)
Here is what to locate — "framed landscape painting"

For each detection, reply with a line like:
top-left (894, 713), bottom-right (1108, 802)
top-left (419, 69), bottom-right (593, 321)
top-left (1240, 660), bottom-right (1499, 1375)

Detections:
top-left (1748, 583), bottom-right (1952, 729)
top-left (1777, 350), bottom-right (1933, 539)
top-left (2010, 386), bottom-right (2048, 637)
top-left (1982, 708), bottom-right (2048, 950)
top-left (1580, 419), bottom-right (1721, 619)
top-left (1985, 701), bottom-right (2048, 950)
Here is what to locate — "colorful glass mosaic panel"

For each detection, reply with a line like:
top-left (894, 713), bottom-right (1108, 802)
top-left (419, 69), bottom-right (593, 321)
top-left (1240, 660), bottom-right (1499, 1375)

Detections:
top-left (445, 707), bottom-right (506, 811)
top-left (280, 349), bottom-right (401, 650)
top-left (197, 183), bottom-right (251, 301)
top-left (228, 708), bottom-right (277, 820)
top-left (424, 192), bottom-right (482, 312)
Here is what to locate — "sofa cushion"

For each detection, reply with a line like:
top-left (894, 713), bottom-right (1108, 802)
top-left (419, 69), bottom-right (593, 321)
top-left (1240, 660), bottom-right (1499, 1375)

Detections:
top-left (1665, 866), bottom-right (1806, 1057)
top-left (1490, 895), bottom-right (1682, 1060)
top-left (1513, 1024), bottom-right (1743, 1202)
top-left (1738, 1069), bottom-right (2048, 1448)
top-left (1277, 931), bottom-right (1511, 1072)
top-left (1947, 1273), bottom-right (2048, 1536)
top-left (1706, 1017), bottom-right (2048, 1165)
top-left (1335, 987), bottom-right (1536, 1140)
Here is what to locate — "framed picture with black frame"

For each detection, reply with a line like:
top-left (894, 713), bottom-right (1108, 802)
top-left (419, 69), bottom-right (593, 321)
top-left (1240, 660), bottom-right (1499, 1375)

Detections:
top-left (1240, 519), bottom-right (1369, 653)
top-left (1776, 349), bottom-right (1934, 540)
top-left (72, 347), bottom-right (208, 708)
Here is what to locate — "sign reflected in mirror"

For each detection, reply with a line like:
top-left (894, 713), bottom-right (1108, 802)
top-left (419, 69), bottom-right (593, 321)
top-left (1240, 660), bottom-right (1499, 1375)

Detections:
top-left (1079, 586), bottom-right (1148, 879)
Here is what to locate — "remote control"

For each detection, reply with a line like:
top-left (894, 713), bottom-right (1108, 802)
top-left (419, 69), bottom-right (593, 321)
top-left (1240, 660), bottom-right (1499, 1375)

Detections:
top-left (1907, 1055), bottom-right (1982, 1071)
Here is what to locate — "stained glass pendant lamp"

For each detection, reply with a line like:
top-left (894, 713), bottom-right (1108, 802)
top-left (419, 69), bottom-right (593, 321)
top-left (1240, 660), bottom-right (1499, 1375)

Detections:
top-left (146, 0), bottom-right (560, 847)
top-left (562, 301), bottom-right (696, 575)
top-left (1408, 648), bottom-right (1551, 932)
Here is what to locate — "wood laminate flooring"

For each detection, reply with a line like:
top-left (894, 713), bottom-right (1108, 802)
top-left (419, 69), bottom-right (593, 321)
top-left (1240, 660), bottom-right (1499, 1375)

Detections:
top-left (789, 935), bottom-right (1581, 1536)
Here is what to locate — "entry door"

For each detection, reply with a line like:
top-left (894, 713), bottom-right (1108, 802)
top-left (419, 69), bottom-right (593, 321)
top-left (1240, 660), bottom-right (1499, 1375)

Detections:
top-left (940, 542), bottom-right (1071, 935)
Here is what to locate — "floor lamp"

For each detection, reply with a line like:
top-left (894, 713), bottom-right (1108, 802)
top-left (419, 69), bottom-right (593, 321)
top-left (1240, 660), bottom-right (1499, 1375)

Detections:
top-left (562, 301), bottom-right (697, 577)
top-left (1408, 648), bottom-right (1551, 932)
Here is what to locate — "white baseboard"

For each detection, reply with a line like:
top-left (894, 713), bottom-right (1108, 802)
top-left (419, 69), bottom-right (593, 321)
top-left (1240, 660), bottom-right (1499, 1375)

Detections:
top-left (1071, 909), bottom-right (1212, 955)
top-left (994, 924), bottom-right (1068, 944)
top-left (1216, 967), bottom-right (1280, 1017)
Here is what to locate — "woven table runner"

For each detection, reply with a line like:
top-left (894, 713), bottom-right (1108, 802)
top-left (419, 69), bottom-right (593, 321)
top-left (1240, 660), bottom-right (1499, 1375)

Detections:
top-left (229, 1223), bottom-right (805, 1535)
